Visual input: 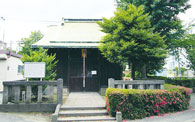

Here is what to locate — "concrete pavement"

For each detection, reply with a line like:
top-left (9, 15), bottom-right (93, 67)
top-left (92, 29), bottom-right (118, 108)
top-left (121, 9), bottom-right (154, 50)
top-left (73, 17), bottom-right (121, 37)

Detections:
top-left (62, 92), bottom-right (105, 107)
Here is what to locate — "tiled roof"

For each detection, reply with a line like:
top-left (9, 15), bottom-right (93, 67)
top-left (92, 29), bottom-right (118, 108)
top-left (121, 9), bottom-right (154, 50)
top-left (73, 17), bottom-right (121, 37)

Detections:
top-left (32, 19), bottom-right (105, 48)
top-left (0, 50), bottom-right (23, 58)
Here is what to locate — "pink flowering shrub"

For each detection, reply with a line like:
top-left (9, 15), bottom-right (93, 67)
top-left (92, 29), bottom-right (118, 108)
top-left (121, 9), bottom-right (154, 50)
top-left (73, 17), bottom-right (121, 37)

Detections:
top-left (105, 85), bottom-right (191, 120)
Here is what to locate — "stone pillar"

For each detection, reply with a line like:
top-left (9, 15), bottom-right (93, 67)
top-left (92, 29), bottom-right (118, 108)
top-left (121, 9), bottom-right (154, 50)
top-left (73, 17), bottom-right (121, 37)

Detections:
top-left (117, 84), bottom-right (122, 89)
top-left (138, 84), bottom-right (144, 89)
top-left (22, 91), bottom-right (26, 103)
top-left (108, 78), bottom-right (115, 88)
top-left (8, 86), bottom-right (14, 102)
top-left (57, 78), bottom-right (63, 104)
top-left (49, 85), bottom-right (54, 103)
top-left (192, 87), bottom-right (195, 93)
top-left (14, 86), bottom-right (20, 104)
top-left (37, 85), bottom-right (42, 103)
top-left (122, 84), bottom-right (125, 89)
top-left (127, 85), bottom-right (133, 89)
top-left (3, 86), bottom-right (9, 104)
top-left (149, 84), bottom-right (155, 89)
top-left (160, 84), bottom-right (164, 89)
top-left (26, 86), bottom-right (32, 103)
top-left (116, 112), bottom-right (122, 122)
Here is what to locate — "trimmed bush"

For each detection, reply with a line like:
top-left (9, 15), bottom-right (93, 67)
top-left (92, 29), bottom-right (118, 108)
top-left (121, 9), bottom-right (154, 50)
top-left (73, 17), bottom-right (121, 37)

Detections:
top-left (106, 85), bottom-right (191, 120)
top-left (148, 76), bottom-right (195, 88)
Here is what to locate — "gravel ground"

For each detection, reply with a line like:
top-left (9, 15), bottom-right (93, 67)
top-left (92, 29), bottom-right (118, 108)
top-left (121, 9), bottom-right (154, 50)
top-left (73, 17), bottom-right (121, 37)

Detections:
top-left (0, 112), bottom-right (51, 122)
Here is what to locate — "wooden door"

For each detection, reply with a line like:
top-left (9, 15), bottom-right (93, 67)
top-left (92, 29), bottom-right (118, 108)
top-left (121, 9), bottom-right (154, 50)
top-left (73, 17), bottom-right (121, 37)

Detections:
top-left (69, 58), bottom-right (99, 92)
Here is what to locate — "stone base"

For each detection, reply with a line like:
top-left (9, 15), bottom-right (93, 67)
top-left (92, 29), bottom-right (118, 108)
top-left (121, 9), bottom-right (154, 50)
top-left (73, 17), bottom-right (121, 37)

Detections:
top-left (0, 103), bottom-right (57, 112)
top-left (63, 87), bottom-right (69, 95)
top-left (99, 87), bottom-right (107, 95)
top-left (192, 87), bottom-right (195, 93)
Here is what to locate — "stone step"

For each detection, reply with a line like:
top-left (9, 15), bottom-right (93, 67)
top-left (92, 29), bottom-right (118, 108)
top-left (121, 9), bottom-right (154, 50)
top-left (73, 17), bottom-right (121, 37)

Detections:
top-left (59, 109), bottom-right (108, 116)
top-left (60, 106), bottom-right (106, 110)
top-left (57, 116), bottom-right (116, 122)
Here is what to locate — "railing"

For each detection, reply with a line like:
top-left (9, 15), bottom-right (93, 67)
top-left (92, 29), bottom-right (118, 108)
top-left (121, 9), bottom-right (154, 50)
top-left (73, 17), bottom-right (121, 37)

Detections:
top-left (108, 78), bottom-right (165, 90)
top-left (2, 79), bottom-right (63, 104)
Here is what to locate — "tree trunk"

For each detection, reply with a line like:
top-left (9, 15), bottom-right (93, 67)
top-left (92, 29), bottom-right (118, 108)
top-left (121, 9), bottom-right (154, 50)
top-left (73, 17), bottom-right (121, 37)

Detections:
top-left (129, 62), bottom-right (135, 80)
top-left (141, 64), bottom-right (147, 79)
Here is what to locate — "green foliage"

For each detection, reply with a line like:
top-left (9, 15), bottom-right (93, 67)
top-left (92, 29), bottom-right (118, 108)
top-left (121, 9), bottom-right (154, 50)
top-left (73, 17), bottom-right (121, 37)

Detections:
top-left (97, 4), bottom-right (167, 77)
top-left (182, 34), bottom-right (195, 72)
top-left (106, 86), bottom-right (191, 120)
top-left (186, 48), bottom-right (195, 72)
top-left (20, 31), bottom-right (58, 96)
top-left (19, 31), bottom-right (43, 55)
top-left (149, 76), bottom-right (195, 88)
top-left (116, 0), bottom-right (191, 50)
top-left (22, 47), bottom-right (58, 81)
top-left (174, 66), bottom-right (187, 76)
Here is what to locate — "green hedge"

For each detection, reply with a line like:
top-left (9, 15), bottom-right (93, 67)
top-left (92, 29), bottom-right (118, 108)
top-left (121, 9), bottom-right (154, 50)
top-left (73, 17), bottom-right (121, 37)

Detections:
top-left (106, 85), bottom-right (191, 120)
top-left (148, 76), bottom-right (195, 88)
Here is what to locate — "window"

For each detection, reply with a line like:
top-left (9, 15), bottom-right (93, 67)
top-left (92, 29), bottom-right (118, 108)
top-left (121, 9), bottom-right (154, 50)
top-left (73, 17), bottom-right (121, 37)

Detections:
top-left (18, 65), bottom-right (24, 74)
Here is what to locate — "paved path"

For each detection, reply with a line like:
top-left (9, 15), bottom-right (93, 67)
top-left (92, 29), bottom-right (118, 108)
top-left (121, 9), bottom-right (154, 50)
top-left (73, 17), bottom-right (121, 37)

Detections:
top-left (62, 92), bottom-right (105, 107)
top-left (0, 92), bottom-right (195, 122)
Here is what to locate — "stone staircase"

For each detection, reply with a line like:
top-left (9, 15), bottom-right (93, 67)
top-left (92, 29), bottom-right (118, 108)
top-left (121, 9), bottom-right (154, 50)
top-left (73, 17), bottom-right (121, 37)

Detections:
top-left (57, 106), bottom-right (116, 122)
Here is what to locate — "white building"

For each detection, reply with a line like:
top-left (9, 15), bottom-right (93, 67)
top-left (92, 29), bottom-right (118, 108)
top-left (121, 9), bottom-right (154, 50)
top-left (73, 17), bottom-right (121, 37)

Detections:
top-left (0, 40), bottom-right (6, 50)
top-left (156, 54), bottom-right (195, 78)
top-left (0, 50), bottom-right (24, 91)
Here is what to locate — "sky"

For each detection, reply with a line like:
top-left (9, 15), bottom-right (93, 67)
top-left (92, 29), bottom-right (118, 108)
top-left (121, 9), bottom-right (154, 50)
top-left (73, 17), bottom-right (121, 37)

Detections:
top-left (0, 0), bottom-right (195, 51)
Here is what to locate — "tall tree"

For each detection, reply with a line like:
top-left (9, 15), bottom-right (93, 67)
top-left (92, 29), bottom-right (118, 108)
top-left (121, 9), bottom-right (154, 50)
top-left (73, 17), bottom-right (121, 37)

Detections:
top-left (19, 30), bottom-right (43, 55)
top-left (97, 4), bottom-right (167, 79)
top-left (182, 34), bottom-right (195, 73)
top-left (20, 31), bottom-right (58, 81)
top-left (116, 0), bottom-right (191, 50)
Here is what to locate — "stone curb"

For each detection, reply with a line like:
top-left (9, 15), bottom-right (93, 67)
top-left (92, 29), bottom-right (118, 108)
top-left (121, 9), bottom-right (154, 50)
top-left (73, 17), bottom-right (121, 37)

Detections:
top-left (52, 104), bottom-right (61, 122)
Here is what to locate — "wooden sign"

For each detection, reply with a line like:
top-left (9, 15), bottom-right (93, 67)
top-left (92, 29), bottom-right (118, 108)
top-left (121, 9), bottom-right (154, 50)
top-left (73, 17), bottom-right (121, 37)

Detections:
top-left (82, 49), bottom-right (87, 58)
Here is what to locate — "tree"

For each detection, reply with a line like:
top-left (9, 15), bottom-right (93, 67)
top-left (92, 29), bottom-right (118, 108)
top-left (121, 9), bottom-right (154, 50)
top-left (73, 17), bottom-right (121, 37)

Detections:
top-left (19, 31), bottom-right (43, 55)
top-left (182, 34), bottom-right (195, 73)
top-left (97, 4), bottom-right (167, 79)
top-left (186, 47), bottom-right (195, 73)
top-left (116, 0), bottom-right (191, 50)
top-left (174, 66), bottom-right (187, 76)
top-left (22, 47), bottom-right (58, 80)
top-left (20, 31), bottom-right (58, 80)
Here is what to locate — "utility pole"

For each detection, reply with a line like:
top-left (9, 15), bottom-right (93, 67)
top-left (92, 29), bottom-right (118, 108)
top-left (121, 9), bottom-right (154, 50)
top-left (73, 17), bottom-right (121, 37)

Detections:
top-left (0, 17), bottom-right (6, 49)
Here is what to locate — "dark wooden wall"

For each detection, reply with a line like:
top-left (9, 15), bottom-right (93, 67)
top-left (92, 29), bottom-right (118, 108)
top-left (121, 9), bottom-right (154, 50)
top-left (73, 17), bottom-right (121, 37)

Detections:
top-left (48, 48), bottom-right (122, 91)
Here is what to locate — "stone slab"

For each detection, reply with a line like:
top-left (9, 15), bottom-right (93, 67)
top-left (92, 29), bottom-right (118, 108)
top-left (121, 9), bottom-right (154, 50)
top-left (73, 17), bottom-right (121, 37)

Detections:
top-left (0, 103), bottom-right (57, 112)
